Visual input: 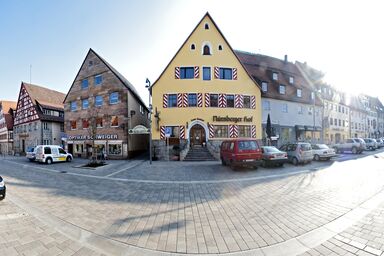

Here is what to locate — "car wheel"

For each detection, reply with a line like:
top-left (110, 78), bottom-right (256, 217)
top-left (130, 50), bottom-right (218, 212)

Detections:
top-left (261, 160), bottom-right (267, 168)
top-left (46, 158), bottom-right (52, 165)
top-left (29, 159), bottom-right (34, 162)
top-left (292, 157), bottom-right (298, 166)
top-left (314, 154), bottom-right (320, 161)
top-left (369, 146), bottom-right (373, 151)
top-left (278, 163), bottom-right (284, 167)
top-left (221, 158), bottom-right (226, 166)
top-left (66, 156), bottom-right (72, 162)
top-left (352, 147), bottom-right (357, 154)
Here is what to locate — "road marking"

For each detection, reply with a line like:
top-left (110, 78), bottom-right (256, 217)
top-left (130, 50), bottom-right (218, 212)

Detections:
top-left (105, 160), bottom-right (145, 177)
top-left (0, 212), bottom-right (28, 220)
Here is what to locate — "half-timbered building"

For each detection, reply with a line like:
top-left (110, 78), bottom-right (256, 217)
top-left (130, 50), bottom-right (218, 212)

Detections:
top-left (0, 101), bottom-right (16, 155)
top-left (13, 82), bottom-right (65, 154)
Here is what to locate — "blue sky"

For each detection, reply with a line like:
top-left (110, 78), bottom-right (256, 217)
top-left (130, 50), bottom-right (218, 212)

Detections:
top-left (1, 0), bottom-right (384, 104)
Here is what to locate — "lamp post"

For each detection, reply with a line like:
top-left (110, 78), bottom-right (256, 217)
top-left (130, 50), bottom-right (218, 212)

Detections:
top-left (145, 78), bottom-right (152, 165)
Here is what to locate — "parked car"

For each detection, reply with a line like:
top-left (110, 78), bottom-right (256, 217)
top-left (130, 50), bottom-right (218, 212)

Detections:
top-left (26, 147), bottom-right (36, 162)
top-left (311, 144), bottom-right (337, 161)
top-left (333, 138), bottom-right (365, 154)
top-left (363, 138), bottom-right (378, 150)
top-left (376, 138), bottom-right (384, 148)
top-left (35, 145), bottom-right (73, 164)
top-left (279, 142), bottom-right (313, 165)
top-left (0, 176), bottom-right (5, 200)
top-left (260, 146), bottom-right (288, 167)
top-left (220, 139), bottom-right (262, 169)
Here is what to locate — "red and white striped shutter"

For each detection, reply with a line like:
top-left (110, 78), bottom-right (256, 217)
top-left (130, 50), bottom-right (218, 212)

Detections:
top-left (229, 125), bottom-right (238, 138)
top-left (183, 93), bottom-right (188, 107)
top-left (175, 67), bottom-right (180, 79)
top-left (214, 67), bottom-right (220, 79)
top-left (219, 94), bottom-right (227, 108)
top-left (177, 93), bottom-right (183, 108)
top-left (179, 126), bottom-right (185, 139)
top-left (163, 94), bottom-right (168, 108)
top-left (251, 95), bottom-right (256, 109)
top-left (197, 93), bottom-right (203, 107)
top-left (194, 66), bottom-right (199, 79)
top-left (160, 126), bottom-right (166, 140)
top-left (209, 124), bottom-right (214, 138)
top-left (235, 94), bottom-right (243, 108)
top-left (232, 68), bottom-right (237, 80)
top-left (251, 125), bottom-right (256, 138)
top-left (205, 93), bottom-right (210, 107)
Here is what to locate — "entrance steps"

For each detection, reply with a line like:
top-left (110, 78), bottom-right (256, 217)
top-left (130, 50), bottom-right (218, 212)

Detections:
top-left (184, 146), bottom-right (216, 161)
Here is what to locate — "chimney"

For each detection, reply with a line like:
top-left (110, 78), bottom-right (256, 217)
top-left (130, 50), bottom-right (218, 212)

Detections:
top-left (284, 55), bottom-right (288, 63)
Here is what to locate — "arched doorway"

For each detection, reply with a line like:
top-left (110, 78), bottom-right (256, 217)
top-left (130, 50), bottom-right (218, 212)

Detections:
top-left (189, 124), bottom-right (207, 146)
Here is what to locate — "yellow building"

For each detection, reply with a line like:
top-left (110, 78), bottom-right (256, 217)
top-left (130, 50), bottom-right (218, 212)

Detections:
top-left (150, 13), bottom-right (262, 160)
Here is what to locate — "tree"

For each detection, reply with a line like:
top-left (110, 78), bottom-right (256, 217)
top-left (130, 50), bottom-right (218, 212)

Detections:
top-left (86, 107), bottom-right (108, 165)
top-left (266, 114), bottom-right (272, 146)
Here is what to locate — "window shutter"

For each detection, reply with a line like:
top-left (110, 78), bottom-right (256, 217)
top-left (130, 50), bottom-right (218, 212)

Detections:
top-left (160, 126), bottom-right (165, 140)
top-left (214, 67), bottom-right (220, 79)
top-left (229, 125), bottom-right (238, 138)
top-left (205, 93), bottom-right (210, 107)
top-left (177, 93), bottom-right (183, 108)
top-left (232, 68), bottom-right (237, 80)
top-left (194, 66), bottom-right (199, 78)
top-left (235, 94), bottom-right (243, 108)
top-left (251, 95), bottom-right (256, 109)
top-left (179, 126), bottom-right (185, 139)
top-left (209, 124), bottom-right (214, 138)
top-left (183, 93), bottom-right (188, 107)
top-left (251, 125), bottom-right (256, 138)
top-left (163, 94), bottom-right (168, 108)
top-left (219, 94), bottom-right (227, 108)
top-left (197, 93), bottom-right (203, 107)
top-left (175, 67), bottom-right (180, 79)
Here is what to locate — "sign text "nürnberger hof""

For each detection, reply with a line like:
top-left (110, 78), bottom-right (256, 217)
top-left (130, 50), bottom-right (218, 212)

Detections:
top-left (212, 116), bottom-right (253, 123)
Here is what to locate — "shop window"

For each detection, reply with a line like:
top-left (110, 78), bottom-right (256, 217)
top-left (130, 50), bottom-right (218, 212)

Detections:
top-left (214, 125), bottom-right (228, 138)
top-left (81, 79), bottom-right (88, 90)
top-left (227, 94), bottom-right (234, 108)
top-left (75, 144), bottom-right (83, 153)
top-left (108, 144), bottom-right (122, 155)
top-left (203, 45), bottom-right (211, 55)
top-left (188, 93), bottom-right (197, 107)
top-left (167, 94), bottom-right (177, 108)
top-left (180, 67), bottom-right (194, 79)
top-left (111, 116), bottom-right (119, 127)
top-left (210, 94), bottom-right (218, 107)
top-left (70, 101), bottom-right (77, 111)
top-left (70, 121), bottom-right (77, 130)
top-left (243, 96), bottom-right (251, 108)
top-left (96, 117), bottom-right (103, 128)
top-left (203, 67), bottom-right (211, 80)
top-left (109, 92), bottom-right (119, 104)
top-left (95, 95), bottom-right (103, 107)
top-left (82, 99), bottom-right (89, 109)
top-left (219, 68), bottom-right (232, 80)
top-left (94, 75), bottom-right (103, 85)
top-left (239, 125), bottom-right (251, 137)
top-left (82, 119), bottom-right (89, 129)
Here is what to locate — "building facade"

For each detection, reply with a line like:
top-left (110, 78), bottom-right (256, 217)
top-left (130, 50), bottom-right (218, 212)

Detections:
top-left (0, 101), bottom-right (16, 155)
top-left (150, 13), bottom-right (262, 160)
top-left (64, 49), bottom-right (149, 159)
top-left (236, 52), bottom-right (322, 147)
top-left (13, 83), bottom-right (65, 154)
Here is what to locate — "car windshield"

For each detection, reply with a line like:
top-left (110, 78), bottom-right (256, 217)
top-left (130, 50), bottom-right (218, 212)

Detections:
top-left (238, 141), bottom-right (258, 151)
top-left (300, 144), bottom-right (311, 151)
top-left (316, 144), bottom-right (329, 149)
top-left (262, 146), bottom-right (280, 153)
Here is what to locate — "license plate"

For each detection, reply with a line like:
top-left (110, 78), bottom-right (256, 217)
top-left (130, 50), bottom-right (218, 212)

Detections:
top-left (245, 159), bottom-right (254, 162)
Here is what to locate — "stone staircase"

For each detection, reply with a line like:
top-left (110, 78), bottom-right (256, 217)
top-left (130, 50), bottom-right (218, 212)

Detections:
top-left (184, 146), bottom-right (216, 161)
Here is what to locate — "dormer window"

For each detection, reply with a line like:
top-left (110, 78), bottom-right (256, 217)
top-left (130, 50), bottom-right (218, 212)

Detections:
top-left (272, 72), bottom-right (278, 80)
top-left (203, 45), bottom-right (211, 55)
top-left (191, 44), bottom-right (195, 50)
top-left (218, 45), bottom-right (223, 51)
top-left (261, 82), bottom-right (268, 92)
top-left (289, 76), bottom-right (294, 84)
top-left (204, 23), bottom-right (209, 30)
top-left (297, 89), bottom-right (302, 97)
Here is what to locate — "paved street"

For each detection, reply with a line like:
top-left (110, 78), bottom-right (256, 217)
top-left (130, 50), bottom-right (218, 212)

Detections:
top-left (0, 150), bottom-right (384, 255)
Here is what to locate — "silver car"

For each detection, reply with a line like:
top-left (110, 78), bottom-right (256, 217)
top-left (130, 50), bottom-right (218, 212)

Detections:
top-left (311, 144), bottom-right (337, 161)
top-left (363, 138), bottom-right (378, 150)
top-left (279, 143), bottom-right (313, 165)
top-left (261, 146), bottom-right (288, 167)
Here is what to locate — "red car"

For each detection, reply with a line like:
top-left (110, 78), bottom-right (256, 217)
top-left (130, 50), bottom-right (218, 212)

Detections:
top-left (220, 139), bottom-right (262, 169)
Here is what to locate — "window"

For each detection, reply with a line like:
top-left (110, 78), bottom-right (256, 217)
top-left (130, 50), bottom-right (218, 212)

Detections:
top-left (44, 147), bottom-right (52, 154)
top-left (94, 75), bottom-right (103, 85)
top-left (289, 76), bottom-right (294, 84)
top-left (210, 94), bottom-right (218, 107)
top-left (343, 120), bottom-right (345, 127)
top-left (140, 105), bottom-right (145, 115)
top-left (218, 45), bottom-right (223, 51)
top-left (243, 96), bottom-right (251, 108)
top-left (282, 103), bottom-right (288, 113)
top-left (28, 123), bottom-right (32, 131)
top-left (219, 68), bottom-right (232, 80)
top-left (204, 23), bottom-right (209, 29)
top-left (166, 126), bottom-right (180, 138)
top-left (339, 119), bottom-right (341, 126)
top-left (60, 123), bottom-right (64, 132)
top-left (43, 122), bottom-right (48, 130)
top-left (338, 105), bottom-right (341, 112)
top-left (70, 101), bottom-right (77, 111)
top-left (261, 82), bottom-right (268, 92)
top-left (342, 106), bottom-right (344, 113)
top-left (191, 44), bottom-right (195, 50)
top-left (330, 118), bottom-right (333, 125)
top-left (311, 92), bottom-right (315, 100)
top-left (88, 61), bottom-right (93, 67)
top-left (109, 144), bottom-right (122, 155)
top-left (297, 89), bottom-right (302, 97)
top-left (188, 93), bottom-right (197, 107)
top-left (298, 106), bottom-right (303, 114)
top-left (346, 108), bottom-right (348, 114)
top-left (334, 118), bottom-right (337, 126)
top-left (109, 92), bottom-right (119, 104)
top-left (180, 67), bottom-right (194, 79)
top-left (239, 125), bottom-right (251, 137)
top-left (203, 67), bottom-right (211, 80)
top-left (81, 79), bottom-right (88, 90)
top-left (308, 107), bottom-right (313, 115)
top-left (214, 125), bottom-right (228, 138)
top-left (70, 121), bottom-right (77, 130)
top-left (227, 94), bottom-right (234, 108)
top-left (272, 72), bottom-right (278, 80)
top-left (82, 119), bottom-right (89, 129)
top-left (168, 94), bottom-right (177, 107)
top-left (59, 148), bottom-right (66, 154)
top-left (263, 100), bottom-right (270, 110)
top-left (111, 116), bottom-right (119, 127)
top-left (95, 95), bottom-right (103, 107)
top-left (279, 85), bottom-right (286, 94)
top-left (203, 45), bottom-right (211, 55)
top-left (96, 118), bottom-right (103, 128)
top-left (82, 99), bottom-right (89, 109)
top-left (34, 122), bottom-right (38, 130)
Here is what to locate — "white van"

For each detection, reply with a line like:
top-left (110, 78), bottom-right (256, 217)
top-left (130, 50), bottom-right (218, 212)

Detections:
top-left (35, 145), bottom-right (73, 164)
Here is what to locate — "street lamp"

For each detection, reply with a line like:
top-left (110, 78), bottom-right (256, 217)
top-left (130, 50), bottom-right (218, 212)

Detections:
top-left (145, 78), bottom-right (152, 165)
top-left (313, 89), bottom-right (322, 143)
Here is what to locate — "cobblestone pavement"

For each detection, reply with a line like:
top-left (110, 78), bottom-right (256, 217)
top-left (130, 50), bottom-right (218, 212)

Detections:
top-left (0, 150), bottom-right (384, 255)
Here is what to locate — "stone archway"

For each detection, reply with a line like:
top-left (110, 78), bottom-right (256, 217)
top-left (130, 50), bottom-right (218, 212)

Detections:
top-left (187, 120), bottom-right (208, 146)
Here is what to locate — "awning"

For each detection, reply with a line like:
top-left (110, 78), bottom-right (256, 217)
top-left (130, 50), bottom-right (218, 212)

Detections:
top-left (295, 125), bottom-right (305, 131)
top-left (304, 126), bottom-right (314, 131)
top-left (315, 126), bottom-right (322, 131)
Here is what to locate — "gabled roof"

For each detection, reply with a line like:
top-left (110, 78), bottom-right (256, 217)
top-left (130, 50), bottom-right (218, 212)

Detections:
top-left (150, 12), bottom-right (260, 91)
top-left (23, 82), bottom-right (65, 109)
top-left (0, 101), bottom-right (17, 113)
top-left (64, 48), bottom-right (148, 111)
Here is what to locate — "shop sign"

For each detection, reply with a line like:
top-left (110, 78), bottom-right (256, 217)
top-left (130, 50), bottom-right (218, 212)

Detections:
top-left (129, 125), bottom-right (150, 134)
top-left (212, 116), bottom-right (253, 123)
top-left (68, 134), bottom-right (118, 140)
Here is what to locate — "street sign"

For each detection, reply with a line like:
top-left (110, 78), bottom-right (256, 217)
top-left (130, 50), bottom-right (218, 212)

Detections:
top-left (165, 127), bottom-right (172, 138)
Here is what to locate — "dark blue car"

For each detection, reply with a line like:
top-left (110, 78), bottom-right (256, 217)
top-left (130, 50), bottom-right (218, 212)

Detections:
top-left (0, 176), bottom-right (5, 200)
